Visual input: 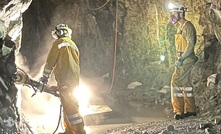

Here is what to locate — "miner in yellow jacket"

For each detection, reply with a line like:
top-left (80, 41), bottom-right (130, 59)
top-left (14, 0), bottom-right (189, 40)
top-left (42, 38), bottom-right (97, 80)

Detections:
top-left (168, 2), bottom-right (198, 120)
top-left (40, 24), bottom-right (86, 134)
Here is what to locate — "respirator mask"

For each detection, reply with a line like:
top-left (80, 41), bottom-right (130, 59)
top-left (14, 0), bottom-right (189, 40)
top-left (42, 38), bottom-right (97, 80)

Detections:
top-left (170, 11), bottom-right (184, 24)
top-left (170, 15), bottom-right (179, 24)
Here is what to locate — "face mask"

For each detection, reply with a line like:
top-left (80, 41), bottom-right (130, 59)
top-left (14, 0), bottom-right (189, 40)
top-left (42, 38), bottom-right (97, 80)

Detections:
top-left (170, 15), bottom-right (178, 24)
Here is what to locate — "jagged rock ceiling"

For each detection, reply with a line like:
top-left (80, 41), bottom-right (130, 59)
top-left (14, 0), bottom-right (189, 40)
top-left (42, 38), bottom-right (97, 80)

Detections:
top-left (1, 0), bottom-right (221, 133)
top-left (0, 0), bottom-right (32, 49)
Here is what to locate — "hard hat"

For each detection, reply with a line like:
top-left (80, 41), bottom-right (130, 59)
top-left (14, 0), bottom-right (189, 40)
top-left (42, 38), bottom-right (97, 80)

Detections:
top-left (0, 20), bottom-right (6, 39)
top-left (55, 24), bottom-right (72, 35)
top-left (51, 23), bottom-right (72, 39)
top-left (168, 2), bottom-right (186, 12)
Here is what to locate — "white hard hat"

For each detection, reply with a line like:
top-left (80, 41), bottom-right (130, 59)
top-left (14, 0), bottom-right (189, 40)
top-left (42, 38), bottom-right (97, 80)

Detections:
top-left (51, 24), bottom-right (72, 39)
top-left (168, 2), bottom-right (186, 12)
top-left (55, 24), bottom-right (72, 35)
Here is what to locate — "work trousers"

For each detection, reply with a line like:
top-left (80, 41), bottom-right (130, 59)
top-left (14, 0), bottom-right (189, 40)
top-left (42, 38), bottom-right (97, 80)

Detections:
top-left (171, 57), bottom-right (196, 114)
top-left (59, 86), bottom-right (86, 134)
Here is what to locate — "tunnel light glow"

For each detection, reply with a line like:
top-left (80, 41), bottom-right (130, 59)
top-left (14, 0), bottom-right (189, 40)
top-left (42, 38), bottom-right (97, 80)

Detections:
top-left (73, 83), bottom-right (91, 116)
top-left (160, 55), bottom-right (165, 61)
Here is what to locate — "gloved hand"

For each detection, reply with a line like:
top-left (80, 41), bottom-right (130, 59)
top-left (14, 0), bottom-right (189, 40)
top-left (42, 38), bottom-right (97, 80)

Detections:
top-left (175, 58), bottom-right (184, 66)
top-left (40, 75), bottom-right (49, 85)
top-left (38, 75), bottom-right (49, 92)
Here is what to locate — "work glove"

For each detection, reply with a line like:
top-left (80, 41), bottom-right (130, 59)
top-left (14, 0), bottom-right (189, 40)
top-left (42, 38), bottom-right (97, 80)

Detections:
top-left (40, 75), bottom-right (49, 85)
top-left (175, 58), bottom-right (184, 67)
top-left (38, 75), bottom-right (49, 92)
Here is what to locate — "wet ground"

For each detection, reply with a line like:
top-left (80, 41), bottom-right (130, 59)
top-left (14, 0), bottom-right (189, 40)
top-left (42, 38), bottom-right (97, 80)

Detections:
top-left (23, 101), bottom-right (221, 134)
top-left (85, 106), bottom-right (170, 134)
top-left (20, 77), bottom-right (221, 134)
top-left (86, 111), bottom-right (168, 134)
top-left (86, 112), bottom-right (221, 134)
top-left (28, 104), bottom-right (169, 134)
top-left (84, 103), bottom-right (221, 134)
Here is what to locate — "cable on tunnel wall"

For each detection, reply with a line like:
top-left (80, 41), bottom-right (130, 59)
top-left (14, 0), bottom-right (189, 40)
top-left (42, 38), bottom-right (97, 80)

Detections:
top-left (109, 0), bottom-right (118, 94)
top-left (88, 0), bottom-right (111, 11)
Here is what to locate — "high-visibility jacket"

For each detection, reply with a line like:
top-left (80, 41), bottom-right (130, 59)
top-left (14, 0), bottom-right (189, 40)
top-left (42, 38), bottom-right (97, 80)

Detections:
top-left (43, 37), bottom-right (80, 87)
top-left (175, 21), bottom-right (196, 59)
top-left (171, 20), bottom-right (197, 114)
top-left (43, 37), bottom-right (86, 134)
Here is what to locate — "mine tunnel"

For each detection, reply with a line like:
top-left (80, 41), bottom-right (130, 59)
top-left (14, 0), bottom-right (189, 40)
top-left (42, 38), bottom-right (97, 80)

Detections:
top-left (1, 0), bottom-right (221, 134)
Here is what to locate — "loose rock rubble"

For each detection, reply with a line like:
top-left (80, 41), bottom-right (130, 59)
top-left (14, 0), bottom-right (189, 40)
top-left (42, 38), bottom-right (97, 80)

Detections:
top-left (101, 116), bottom-right (221, 134)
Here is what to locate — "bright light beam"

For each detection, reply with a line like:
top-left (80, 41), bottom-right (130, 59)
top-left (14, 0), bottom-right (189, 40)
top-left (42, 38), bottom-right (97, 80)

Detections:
top-left (73, 83), bottom-right (91, 116)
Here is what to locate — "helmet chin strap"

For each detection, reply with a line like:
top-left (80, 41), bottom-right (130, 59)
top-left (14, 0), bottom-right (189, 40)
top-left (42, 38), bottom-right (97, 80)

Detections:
top-left (178, 12), bottom-right (184, 20)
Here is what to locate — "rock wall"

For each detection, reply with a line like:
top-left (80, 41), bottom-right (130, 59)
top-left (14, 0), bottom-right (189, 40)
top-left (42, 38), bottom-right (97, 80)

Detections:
top-left (0, 0), bottom-right (33, 133)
